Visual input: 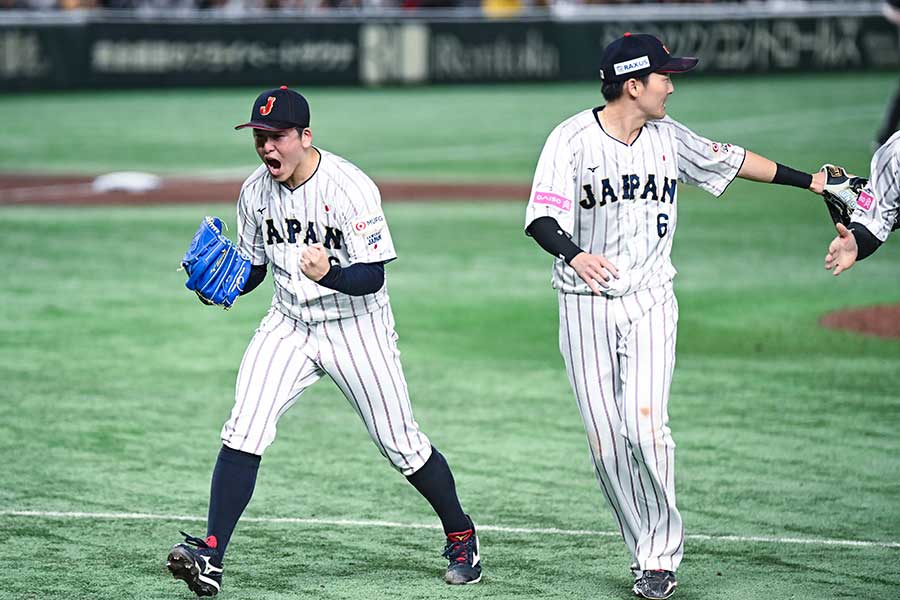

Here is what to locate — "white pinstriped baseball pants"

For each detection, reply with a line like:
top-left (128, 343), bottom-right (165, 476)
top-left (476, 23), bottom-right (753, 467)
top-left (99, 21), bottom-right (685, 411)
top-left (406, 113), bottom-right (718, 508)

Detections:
top-left (558, 283), bottom-right (684, 573)
top-left (221, 305), bottom-right (432, 476)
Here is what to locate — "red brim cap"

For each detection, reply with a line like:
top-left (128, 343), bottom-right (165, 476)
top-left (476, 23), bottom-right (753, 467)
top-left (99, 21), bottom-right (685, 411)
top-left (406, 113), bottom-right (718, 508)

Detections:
top-left (657, 56), bottom-right (699, 74)
top-left (234, 120), bottom-right (298, 131)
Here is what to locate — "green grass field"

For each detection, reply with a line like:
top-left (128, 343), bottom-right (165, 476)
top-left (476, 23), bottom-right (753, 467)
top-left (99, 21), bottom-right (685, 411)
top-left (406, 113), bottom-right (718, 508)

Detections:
top-left (1, 74), bottom-right (899, 600)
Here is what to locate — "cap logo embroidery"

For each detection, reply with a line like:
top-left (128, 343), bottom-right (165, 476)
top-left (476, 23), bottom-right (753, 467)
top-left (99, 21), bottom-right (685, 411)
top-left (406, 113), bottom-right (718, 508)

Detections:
top-left (613, 55), bottom-right (650, 76)
top-left (259, 96), bottom-right (276, 116)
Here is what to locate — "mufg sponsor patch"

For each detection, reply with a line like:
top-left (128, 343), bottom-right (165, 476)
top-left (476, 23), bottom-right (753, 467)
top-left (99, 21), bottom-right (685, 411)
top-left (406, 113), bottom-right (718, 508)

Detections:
top-left (353, 212), bottom-right (386, 236)
top-left (614, 55), bottom-right (650, 76)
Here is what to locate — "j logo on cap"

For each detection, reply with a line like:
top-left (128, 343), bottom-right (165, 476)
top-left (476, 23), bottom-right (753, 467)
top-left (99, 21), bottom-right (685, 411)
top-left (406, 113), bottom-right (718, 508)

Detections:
top-left (259, 97), bottom-right (276, 116)
top-left (235, 85), bottom-right (311, 132)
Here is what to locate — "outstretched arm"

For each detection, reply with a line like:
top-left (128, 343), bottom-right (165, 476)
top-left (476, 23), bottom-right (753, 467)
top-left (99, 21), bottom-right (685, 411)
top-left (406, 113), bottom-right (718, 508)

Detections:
top-left (737, 150), bottom-right (825, 193)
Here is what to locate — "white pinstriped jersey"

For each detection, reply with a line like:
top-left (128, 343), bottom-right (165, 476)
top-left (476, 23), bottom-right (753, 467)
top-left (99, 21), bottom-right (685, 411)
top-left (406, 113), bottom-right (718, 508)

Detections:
top-left (851, 130), bottom-right (900, 242)
top-left (236, 148), bottom-right (397, 323)
top-left (222, 147), bottom-right (432, 470)
top-left (525, 107), bottom-right (746, 297)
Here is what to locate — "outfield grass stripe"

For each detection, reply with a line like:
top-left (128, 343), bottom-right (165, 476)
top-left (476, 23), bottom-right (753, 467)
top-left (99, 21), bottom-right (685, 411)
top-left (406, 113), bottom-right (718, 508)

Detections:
top-left (3, 510), bottom-right (898, 550)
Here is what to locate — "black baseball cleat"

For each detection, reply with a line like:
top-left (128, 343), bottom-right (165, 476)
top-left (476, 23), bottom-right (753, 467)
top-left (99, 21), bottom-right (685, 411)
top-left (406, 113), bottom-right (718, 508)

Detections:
top-left (442, 525), bottom-right (482, 584)
top-left (630, 562), bottom-right (641, 580)
top-left (633, 569), bottom-right (677, 599)
top-left (166, 531), bottom-right (223, 597)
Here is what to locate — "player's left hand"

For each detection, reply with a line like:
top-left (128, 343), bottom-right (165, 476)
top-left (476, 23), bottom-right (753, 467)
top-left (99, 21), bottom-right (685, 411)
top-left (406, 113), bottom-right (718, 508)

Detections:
top-left (181, 216), bottom-right (251, 309)
top-left (300, 243), bottom-right (331, 281)
top-left (824, 223), bottom-right (858, 276)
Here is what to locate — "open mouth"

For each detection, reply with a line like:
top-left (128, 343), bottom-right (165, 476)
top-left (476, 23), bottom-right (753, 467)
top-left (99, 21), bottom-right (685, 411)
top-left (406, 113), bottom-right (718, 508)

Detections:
top-left (265, 157), bottom-right (282, 170)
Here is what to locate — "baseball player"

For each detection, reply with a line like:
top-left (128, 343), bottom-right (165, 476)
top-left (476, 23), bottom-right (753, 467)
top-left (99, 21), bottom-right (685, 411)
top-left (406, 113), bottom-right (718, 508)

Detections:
top-left (876, 0), bottom-right (900, 146)
top-left (166, 86), bottom-right (482, 597)
top-left (524, 33), bottom-right (825, 600)
top-left (825, 131), bottom-right (900, 274)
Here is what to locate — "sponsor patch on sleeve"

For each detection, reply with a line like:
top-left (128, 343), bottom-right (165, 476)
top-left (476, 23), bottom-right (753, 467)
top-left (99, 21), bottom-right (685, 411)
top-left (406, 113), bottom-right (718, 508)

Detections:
top-left (365, 231), bottom-right (383, 247)
top-left (531, 191), bottom-right (573, 213)
top-left (352, 211), bottom-right (386, 236)
top-left (856, 189), bottom-right (875, 211)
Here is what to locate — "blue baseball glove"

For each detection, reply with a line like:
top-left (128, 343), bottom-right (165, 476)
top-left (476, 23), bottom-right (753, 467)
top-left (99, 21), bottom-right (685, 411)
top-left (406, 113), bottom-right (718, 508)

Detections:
top-left (181, 216), bottom-right (251, 309)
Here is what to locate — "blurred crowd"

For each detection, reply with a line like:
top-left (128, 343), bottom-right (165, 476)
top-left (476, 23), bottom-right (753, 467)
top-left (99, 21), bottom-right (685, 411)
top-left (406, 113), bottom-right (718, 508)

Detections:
top-left (0, 0), bottom-right (852, 11)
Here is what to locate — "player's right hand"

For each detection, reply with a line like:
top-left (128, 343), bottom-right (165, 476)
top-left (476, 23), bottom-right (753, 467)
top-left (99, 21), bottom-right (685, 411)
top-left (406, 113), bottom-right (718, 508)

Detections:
top-left (824, 223), bottom-right (858, 276)
top-left (300, 243), bottom-right (331, 281)
top-left (570, 252), bottom-right (619, 295)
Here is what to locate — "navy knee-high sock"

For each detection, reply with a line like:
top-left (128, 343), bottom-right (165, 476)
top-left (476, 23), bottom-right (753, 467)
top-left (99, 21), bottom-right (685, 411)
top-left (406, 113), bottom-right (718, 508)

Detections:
top-left (406, 447), bottom-right (470, 534)
top-left (206, 445), bottom-right (261, 562)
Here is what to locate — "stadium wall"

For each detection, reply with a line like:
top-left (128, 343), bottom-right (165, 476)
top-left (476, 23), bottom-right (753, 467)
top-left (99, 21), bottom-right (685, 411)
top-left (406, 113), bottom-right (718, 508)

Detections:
top-left (1, 9), bottom-right (897, 91)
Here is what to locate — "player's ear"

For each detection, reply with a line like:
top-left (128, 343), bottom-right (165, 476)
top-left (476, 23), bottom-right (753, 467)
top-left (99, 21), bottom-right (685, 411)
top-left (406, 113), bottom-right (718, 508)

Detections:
top-left (626, 78), bottom-right (642, 99)
top-left (299, 127), bottom-right (313, 147)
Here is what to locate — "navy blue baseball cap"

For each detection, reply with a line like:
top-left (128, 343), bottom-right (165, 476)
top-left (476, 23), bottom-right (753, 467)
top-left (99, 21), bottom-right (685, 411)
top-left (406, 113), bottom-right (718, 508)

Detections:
top-left (234, 85), bottom-right (310, 131)
top-left (599, 33), bottom-right (698, 83)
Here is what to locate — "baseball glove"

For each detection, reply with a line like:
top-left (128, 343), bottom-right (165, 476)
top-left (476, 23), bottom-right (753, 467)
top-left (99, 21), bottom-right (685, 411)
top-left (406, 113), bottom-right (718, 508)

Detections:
top-left (181, 216), bottom-right (251, 309)
top-left (820, 164), bottom-right (869, 226)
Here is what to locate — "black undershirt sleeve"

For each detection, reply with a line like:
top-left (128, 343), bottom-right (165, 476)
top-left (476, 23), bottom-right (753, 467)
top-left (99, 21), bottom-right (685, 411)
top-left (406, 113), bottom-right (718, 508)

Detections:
top-left (525, 216), bottom-right (585, 264)
top-left (240, 264), bottom-right (268, 295)
top-left (317, 262), bottom-right (385, 296)
top-left (848, 223), bottom-right (883, 261)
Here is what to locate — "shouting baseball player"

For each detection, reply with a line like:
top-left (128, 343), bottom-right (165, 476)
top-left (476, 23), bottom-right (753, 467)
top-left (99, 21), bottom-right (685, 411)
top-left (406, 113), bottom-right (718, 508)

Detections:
top-left (524, 33), bottom-right (825, 599)
top-left (166, 86), bottom-right (482, 597)
top-left (825, 131), bottom-right (900, 274)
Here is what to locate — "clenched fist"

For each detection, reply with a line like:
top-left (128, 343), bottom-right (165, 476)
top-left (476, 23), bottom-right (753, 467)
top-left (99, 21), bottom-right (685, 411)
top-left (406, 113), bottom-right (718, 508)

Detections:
top-left (300, 243), bottom-right (331, 281)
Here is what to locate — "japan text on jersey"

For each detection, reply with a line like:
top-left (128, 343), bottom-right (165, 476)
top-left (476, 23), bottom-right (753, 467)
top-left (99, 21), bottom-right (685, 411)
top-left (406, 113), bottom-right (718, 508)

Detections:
top-left (525, 108), bottom-right (745, 297)
top-left (236, 148), bottom-right (398, 323)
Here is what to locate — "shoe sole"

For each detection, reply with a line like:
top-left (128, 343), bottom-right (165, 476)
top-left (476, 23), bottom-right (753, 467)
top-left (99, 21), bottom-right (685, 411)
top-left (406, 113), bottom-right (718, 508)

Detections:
top-left (445, 574), bottom-right (482, 585)
top-left (632, 581), bottom-right (677, 599)
top-left (445, 565), bottom-right (483, 585)
top-left (167, 546), bottom-right (218, 597)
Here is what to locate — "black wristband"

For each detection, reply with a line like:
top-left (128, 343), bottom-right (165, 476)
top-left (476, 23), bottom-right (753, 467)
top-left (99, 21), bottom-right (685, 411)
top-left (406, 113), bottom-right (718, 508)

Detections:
top-left (848, 223), bottom-right (883, 261)
top-left (525, 216), bottom-right (584, 264)
top-left (772, 163), bottom-right (813, 189)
